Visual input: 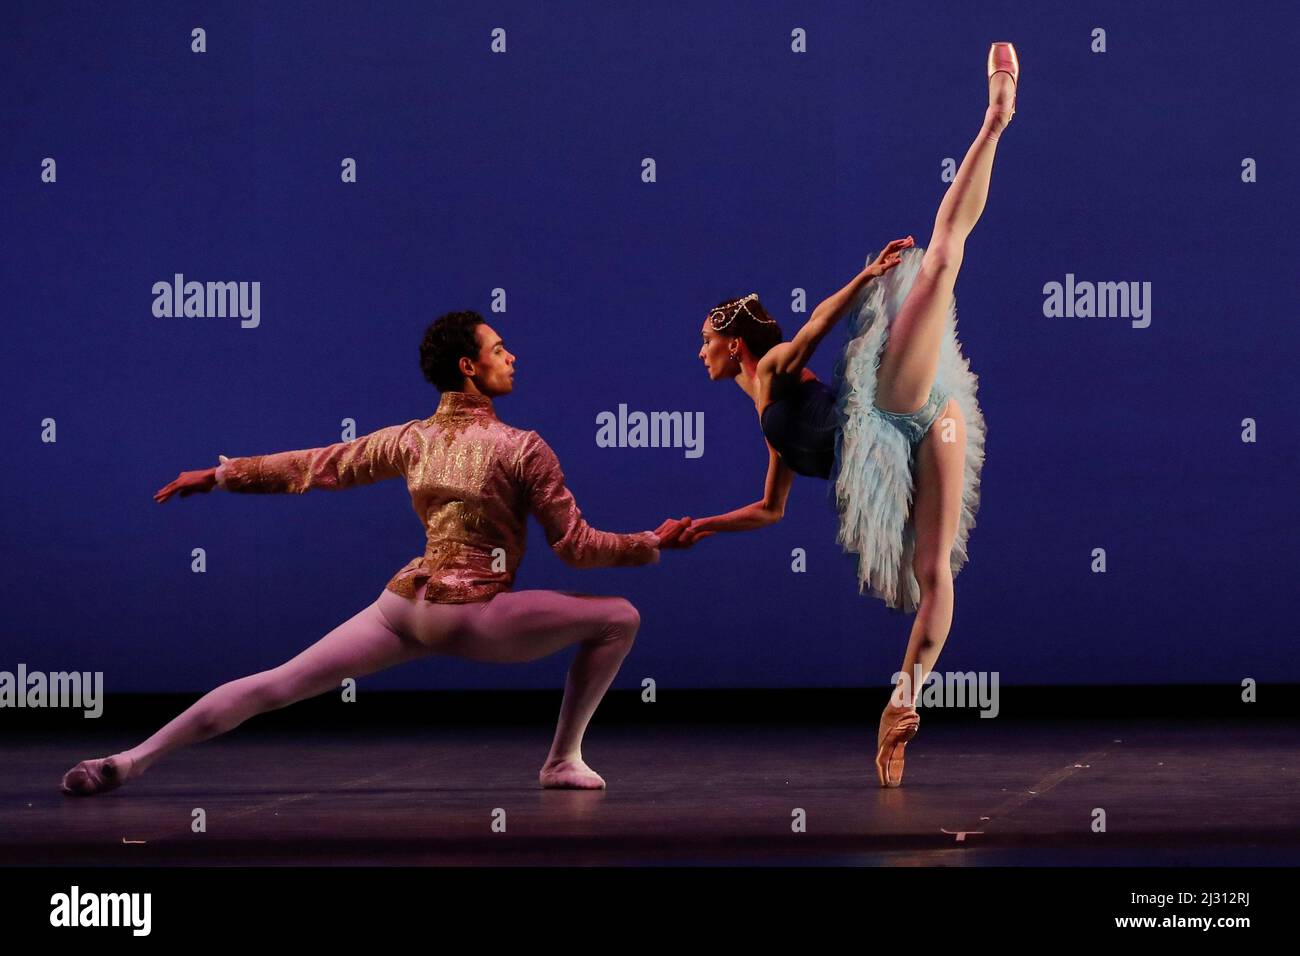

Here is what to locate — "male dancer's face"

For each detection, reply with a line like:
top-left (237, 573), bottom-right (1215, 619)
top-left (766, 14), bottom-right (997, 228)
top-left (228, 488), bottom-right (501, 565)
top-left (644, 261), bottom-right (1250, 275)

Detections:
top-left (461, 323), bottom-right (516, 397)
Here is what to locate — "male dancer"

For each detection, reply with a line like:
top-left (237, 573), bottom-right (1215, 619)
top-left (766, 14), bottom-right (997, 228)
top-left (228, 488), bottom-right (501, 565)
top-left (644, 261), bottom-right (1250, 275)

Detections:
top-left (62, 310), bottom-right (688, 794)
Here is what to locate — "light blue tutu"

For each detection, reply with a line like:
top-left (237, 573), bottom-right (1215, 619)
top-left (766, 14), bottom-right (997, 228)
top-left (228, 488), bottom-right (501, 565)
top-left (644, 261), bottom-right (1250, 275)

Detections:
top-left (830, 245), bottom-right (987, 613)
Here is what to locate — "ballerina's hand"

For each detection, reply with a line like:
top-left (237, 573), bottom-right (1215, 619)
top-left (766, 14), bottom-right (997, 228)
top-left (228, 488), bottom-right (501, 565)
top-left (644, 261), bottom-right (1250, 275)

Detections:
top-left (867, 236), bottom-right (915, 277)
top-left (154, 467), bottom-right (218, 503)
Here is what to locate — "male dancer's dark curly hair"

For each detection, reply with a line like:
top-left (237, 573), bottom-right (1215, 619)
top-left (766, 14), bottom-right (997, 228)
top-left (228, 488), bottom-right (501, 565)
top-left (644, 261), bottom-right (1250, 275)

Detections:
top-left (707, 294), bottom-right (784, 358)
top-left (420, 311), bottom-right (486, 392)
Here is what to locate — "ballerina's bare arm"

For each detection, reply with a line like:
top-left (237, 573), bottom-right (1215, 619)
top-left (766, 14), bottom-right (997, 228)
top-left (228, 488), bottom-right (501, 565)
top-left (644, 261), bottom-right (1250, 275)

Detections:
top-left (759, 236), bottom-right (914, 380)
top-left (681, 443), bottom-right (795, 538)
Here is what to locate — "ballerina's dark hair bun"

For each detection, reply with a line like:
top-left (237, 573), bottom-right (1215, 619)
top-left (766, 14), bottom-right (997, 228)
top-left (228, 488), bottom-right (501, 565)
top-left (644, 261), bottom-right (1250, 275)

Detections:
top-left (707, 293), bottom-right (784, 357)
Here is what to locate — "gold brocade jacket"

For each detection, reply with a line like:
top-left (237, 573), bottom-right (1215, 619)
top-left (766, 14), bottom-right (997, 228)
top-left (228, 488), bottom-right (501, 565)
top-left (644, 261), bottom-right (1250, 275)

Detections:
top-left (214, 391), bottom-right (660, 603)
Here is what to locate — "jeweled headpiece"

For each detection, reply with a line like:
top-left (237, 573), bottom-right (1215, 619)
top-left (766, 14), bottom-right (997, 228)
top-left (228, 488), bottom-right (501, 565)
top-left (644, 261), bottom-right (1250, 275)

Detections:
top-left (707, 293), bottom-right (777, 332)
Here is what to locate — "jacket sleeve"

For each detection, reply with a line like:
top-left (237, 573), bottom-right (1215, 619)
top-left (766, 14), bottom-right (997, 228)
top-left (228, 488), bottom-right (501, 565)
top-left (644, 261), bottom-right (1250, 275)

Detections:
top-left (215, 420), bottom-right (417, 494)
top-left (517, 431), bottom-right (660, 567)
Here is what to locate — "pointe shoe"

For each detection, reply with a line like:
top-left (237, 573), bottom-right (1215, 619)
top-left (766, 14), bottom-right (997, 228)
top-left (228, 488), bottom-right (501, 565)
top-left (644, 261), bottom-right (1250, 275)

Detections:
top-left (875, 708), bottom-right (920, 788)
top-left (986, 41), bottom-right (1020, 121)
top-left (60, 755), bottom-right (128, 796)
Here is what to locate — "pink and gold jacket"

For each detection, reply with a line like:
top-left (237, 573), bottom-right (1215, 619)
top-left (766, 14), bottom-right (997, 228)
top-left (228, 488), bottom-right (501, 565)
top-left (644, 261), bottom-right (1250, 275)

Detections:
top-left (214, 391), bottom-right (660, 603)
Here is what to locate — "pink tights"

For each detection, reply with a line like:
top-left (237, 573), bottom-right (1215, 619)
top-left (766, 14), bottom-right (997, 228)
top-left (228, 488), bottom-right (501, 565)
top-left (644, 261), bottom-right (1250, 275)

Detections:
top-left (118, 584), bottom-right (641, 779)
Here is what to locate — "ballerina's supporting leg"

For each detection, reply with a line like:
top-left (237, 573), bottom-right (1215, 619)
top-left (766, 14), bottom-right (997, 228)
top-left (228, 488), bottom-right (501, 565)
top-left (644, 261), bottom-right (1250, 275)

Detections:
top-left (874, 71), bottom-right (1016, 414)
top-left (900, 402), bottom-right (968, 701)
top-left (875, 401), bottom-right (969, 783)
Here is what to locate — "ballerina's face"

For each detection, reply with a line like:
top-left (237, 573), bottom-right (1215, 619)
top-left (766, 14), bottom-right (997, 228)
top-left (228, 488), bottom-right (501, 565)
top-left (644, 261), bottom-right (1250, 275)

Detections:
top-left (699, 321), bottom-right (737, 382)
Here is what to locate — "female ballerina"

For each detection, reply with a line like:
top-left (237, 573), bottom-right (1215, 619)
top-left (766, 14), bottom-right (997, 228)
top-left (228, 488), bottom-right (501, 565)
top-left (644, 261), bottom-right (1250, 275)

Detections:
top-left (60, 311), bottom-right (688, 796)
top-left (673, 43), bottom-right (1018, 786)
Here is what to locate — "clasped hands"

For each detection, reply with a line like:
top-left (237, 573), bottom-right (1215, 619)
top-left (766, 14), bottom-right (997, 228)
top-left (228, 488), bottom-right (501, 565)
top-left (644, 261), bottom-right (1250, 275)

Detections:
top-left (653, 516), bottom-right (713, 550)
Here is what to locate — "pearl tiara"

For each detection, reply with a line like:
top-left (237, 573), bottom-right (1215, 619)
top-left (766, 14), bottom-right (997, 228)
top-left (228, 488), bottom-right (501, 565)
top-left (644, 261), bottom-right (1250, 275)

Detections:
top-left (707, 293), bottom-right (778, 332)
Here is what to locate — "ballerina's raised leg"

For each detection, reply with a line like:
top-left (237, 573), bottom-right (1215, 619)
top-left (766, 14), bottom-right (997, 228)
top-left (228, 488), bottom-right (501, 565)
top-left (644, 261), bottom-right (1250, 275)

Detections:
top-left (874, 43), bottom-right (1018, 786)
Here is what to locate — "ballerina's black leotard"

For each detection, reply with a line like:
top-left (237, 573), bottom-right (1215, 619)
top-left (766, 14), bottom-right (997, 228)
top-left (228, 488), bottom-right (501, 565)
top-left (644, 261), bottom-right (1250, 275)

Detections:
top-left (759, 377), bottom-right (839, 479)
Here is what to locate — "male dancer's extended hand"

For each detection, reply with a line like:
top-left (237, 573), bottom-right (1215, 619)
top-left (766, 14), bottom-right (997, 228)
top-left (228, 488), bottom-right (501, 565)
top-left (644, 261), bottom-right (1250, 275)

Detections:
top-left (154, 467), bottom-right (219, 502)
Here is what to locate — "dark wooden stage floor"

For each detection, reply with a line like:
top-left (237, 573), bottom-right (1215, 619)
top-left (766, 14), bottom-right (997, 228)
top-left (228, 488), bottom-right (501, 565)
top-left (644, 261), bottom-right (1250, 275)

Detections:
top-left (8, 716), bottom-right (1300, 866)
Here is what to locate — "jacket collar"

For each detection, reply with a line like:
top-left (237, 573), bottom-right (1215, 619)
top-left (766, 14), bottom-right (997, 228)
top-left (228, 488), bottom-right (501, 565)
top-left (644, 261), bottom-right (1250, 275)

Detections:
top-left (432, 390), bottom-right (497, 420)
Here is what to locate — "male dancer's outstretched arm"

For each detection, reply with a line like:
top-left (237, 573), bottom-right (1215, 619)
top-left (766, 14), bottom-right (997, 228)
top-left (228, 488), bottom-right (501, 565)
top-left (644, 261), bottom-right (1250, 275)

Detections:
top-left (152, 418), bottom-right (418, 500)
top-left (211, 421), bottom-right (416, 494)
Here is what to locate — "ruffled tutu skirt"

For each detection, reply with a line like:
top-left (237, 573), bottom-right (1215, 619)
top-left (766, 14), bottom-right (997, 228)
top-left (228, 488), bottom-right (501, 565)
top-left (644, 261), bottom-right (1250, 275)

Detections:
top-left (830, 244), bottom-right (987, 613)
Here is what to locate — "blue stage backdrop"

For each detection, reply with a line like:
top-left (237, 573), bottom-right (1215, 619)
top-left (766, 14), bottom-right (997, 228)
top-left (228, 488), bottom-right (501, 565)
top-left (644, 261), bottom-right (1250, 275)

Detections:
top-left (3, 1), bottom-right (1296, 692)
